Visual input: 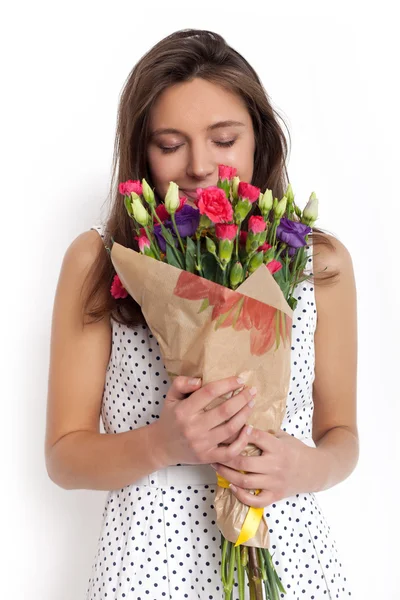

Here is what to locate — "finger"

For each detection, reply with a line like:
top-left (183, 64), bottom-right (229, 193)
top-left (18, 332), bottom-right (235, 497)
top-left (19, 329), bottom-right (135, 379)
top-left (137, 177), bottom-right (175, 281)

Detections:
top-left (211, 463), bottom-right (267, 491)
top-left (203, 386), bottom-right (256, 433)
top-left (190, 376), bottom-right (247, 413)
top-left (206, 395), bottom-right (255, 447)
top-left (213, 423), bottom-right (253, 463)
top-left (219, 453), bottom-right (274, 473)
top-left (228, 486), bottom-right (275, 509)
top-left (247, 426), bottom-right (281, 453)
top-left (166, 375), bottom-right (202, 401)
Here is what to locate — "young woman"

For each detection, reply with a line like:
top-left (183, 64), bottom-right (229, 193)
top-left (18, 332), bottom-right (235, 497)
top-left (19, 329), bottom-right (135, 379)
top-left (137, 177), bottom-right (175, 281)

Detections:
top-left (45, 29), bottom-right (358, 599)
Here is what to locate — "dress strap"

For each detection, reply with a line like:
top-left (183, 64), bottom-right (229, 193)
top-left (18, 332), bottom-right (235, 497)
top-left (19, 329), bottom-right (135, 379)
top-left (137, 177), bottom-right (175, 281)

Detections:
top-left (90, 224), bottom-right (106, 239)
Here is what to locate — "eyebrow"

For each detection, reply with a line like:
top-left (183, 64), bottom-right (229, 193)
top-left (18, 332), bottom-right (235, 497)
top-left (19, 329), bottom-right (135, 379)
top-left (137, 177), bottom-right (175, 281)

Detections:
top-left (150, 120), bottom-right (246, 138)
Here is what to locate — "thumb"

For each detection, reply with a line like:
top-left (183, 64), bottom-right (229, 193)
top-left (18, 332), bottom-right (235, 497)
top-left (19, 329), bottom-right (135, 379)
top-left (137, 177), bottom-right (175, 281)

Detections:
top-left (167, 375), bottom-right (202, 401)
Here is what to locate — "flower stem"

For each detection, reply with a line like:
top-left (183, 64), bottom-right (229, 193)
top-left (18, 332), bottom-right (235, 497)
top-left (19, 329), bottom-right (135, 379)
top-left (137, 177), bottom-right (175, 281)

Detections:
top-left (221, 535), bottom-right (228, 589)
top-left (245, 563), bottom-right (256, 600)
top-left (262, 548), bottom-right (285, 599)
top-left (248, 547), bottom-right (264, 599)
top-left (288, 245), bottom-right (304, 299)
top-left (235, 545), bottom-right (245, 600)
top-left (171, 213), bottom-right (185, 254)
top-left (196, 234), bottom-right (203, 276)
top-left (150, 205), bottom-right (182, 264)
top-left (224, 541), bottom-right (236, 598)
top-left (256, 547), bottom-right (267, 581)
top-left (151, 206), bottom-right (164, 228)
top-left (143, 225), bottom-right (161, 261)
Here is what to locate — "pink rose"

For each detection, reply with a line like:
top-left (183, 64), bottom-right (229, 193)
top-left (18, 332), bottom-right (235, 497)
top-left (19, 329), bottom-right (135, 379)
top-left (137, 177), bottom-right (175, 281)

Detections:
top-left (197, 186), bottom-right (233, 223)
top-left (238, 182), bottom-right (260, 203)
top-left (215, 223), bottom-right (238, 241)
top-left (218, 164), bottom-right (238, 181)
top-left (248, 215), bottom-right (266, 234)
top-left (119, 180), bottom-right (143, 196)
top-left (266, 260), bottom-right (282, 274)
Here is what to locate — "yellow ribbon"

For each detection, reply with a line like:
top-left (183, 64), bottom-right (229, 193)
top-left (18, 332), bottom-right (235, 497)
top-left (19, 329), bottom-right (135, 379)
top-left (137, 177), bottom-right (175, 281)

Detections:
top-left (216, 472), bottom-right (264, 547)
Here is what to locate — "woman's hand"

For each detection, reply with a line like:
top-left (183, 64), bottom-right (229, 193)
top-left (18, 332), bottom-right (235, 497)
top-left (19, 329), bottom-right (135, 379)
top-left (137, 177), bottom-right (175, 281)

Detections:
top-left (210, 427), bottom-right (319, 507)
top-left (153, 375), bottom-right (257, 468)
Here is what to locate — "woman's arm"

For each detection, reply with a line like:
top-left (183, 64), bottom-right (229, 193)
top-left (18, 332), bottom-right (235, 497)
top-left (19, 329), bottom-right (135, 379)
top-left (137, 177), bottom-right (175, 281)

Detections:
top-left (44, 231), bottom-right (165, 491)
top-left (310, 233), bottom-right (359, 492)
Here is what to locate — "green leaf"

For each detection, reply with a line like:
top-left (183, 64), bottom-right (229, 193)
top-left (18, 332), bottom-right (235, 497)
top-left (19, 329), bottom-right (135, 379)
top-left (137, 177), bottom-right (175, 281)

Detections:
top-left (175, 247), bottom-right (185, 269)
top-left (166, 243), bottom-right (183, 269)
top-left (185, 237), bottom-right (196, 273)
top-left (202, 252), bottom-right (218, 281)
top-left (216, 265), bottom-right (225, 286)
top-left (162, 227), bottom-right (176, 245)
top-left (273, 267), bottom-right (285, 286)
top-left (186, 235), bottom-right (196, 254)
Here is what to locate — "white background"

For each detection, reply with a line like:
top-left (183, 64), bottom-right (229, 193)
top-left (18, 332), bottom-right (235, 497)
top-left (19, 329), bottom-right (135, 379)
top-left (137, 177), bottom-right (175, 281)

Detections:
top-left (2, 1), bottom-right (399, 598)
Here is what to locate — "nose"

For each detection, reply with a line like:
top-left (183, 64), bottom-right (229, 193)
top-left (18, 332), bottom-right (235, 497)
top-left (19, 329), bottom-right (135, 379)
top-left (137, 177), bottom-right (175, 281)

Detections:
top-left (186, 140), bottom-right (216, 181)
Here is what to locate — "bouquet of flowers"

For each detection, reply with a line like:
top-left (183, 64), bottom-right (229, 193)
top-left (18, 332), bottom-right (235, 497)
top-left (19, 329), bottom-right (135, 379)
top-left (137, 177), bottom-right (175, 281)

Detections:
top-left (107, 164), bottom-right (319, 600)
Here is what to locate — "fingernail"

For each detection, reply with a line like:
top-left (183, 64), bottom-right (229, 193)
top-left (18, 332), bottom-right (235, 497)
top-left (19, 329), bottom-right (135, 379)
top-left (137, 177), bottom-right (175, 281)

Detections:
top-left (248, 399), bottom-right (256, 408)
top-left (246, 425), bottom-right (253, 435)
top-left (189, 378), bottom-right (201, 385)
top-left (237, 377), bottom-right (245, 384)
top-left (249, 386), bottom-right (257, 396)
top-left (229, 484), bottom-right (238, 492)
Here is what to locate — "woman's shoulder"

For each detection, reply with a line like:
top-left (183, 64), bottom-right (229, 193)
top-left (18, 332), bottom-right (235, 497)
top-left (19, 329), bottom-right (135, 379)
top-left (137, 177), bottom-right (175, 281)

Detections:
top-left (312, 231), bottom-right (353, 280)
top-left (60, 227), bottom-right (110, 309)
top-left (65, 227), bottom-right (107, 268)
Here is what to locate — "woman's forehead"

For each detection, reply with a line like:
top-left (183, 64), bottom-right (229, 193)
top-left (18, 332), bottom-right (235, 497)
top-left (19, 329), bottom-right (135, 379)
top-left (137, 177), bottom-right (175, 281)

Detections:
top-left (149, 79), bottom-right (250, 133)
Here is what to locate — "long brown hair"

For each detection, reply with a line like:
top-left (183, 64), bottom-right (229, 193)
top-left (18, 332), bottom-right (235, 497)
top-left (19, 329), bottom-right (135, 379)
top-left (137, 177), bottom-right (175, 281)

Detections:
top-left (82, 28), bottom-right (339, 327)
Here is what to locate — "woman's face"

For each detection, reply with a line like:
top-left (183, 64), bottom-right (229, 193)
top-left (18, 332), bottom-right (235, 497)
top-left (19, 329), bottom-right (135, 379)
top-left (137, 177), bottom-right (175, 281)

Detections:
top-left (147, 78), bottom-right (256, 204)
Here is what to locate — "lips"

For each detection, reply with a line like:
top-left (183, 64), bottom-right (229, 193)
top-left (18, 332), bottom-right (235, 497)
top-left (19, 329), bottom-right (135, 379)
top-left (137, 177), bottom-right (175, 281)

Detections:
top-left (180, 189), bottom-right (199, 201)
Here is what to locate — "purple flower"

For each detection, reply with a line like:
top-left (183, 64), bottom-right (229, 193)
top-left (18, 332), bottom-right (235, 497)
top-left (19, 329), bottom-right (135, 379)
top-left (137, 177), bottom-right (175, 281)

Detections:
top-left (153, 225), bottom-right (171, 252)
top-left (276, 218), bottom-right (312, 249)
top-left (154, 204), bottom-right (200, 252)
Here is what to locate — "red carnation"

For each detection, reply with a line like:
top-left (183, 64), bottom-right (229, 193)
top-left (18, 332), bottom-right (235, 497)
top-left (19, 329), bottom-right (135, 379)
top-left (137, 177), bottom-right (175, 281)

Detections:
top-left (154, 203), bottom-right (169, 223)
top-left (248, 215), bottom-right (266, 234)
top-left (215, 223), bottom-right (238, 241)
top-left (238, 182), bottom-right (260, 203)
top-left (218, 164), bottom-right (237, 181)
top-left (258, 242), bottom-right (272, 252)
top-left (197, 186), bottom-right (233, 223)
top-left (118, 180), bottom-right (143, 197)
top-left (266, 260), bottom-right (282, 275)
top-left (110, 274), bottom-right (128, 299)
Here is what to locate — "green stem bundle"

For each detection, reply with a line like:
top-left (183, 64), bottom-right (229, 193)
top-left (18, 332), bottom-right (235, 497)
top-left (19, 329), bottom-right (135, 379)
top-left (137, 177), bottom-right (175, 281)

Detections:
top-left (220, 535), bottom-right (286, 600)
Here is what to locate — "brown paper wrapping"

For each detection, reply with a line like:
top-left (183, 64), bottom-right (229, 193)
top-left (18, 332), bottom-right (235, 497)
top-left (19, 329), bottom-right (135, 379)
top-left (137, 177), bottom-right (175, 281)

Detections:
top-left (111, 242), bottom-right (293, 548)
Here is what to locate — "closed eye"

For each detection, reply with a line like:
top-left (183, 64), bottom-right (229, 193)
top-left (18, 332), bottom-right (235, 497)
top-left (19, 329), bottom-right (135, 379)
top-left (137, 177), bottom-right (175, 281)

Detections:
top-left (159, 140), bottom-right (236, 154)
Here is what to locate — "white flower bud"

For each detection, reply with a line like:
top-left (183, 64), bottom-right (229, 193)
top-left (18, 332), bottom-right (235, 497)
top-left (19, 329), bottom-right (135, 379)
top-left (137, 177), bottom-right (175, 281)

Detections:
top-left (303, 192), bottom-right (319, 224)
top-left (165, 182), bottom-right (180, 214)
top-left (259, 189), bottom-right (273, 214)
top-left (131, 197), bottom-right (149, 226)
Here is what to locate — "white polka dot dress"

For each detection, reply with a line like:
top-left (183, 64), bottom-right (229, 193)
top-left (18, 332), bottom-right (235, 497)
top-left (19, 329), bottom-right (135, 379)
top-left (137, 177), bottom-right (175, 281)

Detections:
top-left (86, 223), bottom-right (353, 599)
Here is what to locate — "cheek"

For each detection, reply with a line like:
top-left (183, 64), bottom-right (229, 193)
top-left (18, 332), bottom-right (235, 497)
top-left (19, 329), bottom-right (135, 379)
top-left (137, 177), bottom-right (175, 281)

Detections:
top-left (147, 149), bottom-right (183, 190)
top-left (224, 140), bottom-right (254, 182)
